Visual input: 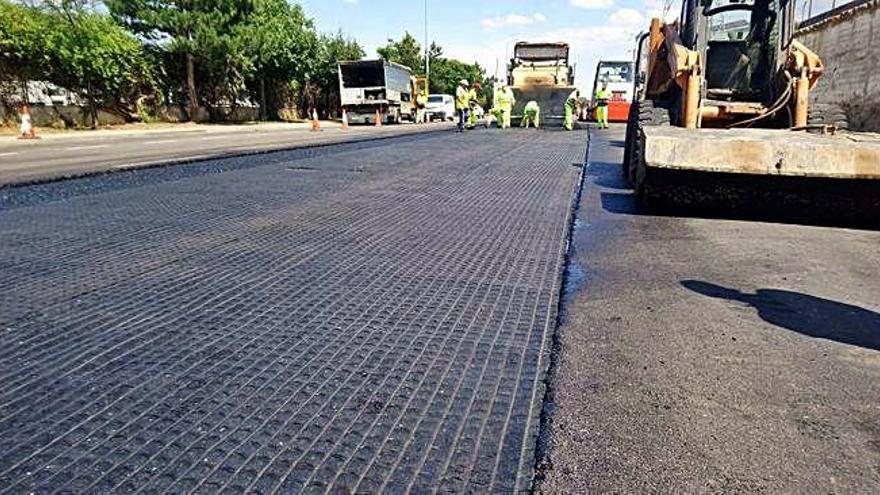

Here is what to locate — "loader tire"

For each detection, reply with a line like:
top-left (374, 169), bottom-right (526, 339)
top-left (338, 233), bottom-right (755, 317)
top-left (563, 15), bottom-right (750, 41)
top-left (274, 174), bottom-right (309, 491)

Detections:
top-left (808, 103), bottom-right (849, 130)
top-left (622, 102), bottom-right (639, 178)
top-left (629, 100), bottom-right (670, 199)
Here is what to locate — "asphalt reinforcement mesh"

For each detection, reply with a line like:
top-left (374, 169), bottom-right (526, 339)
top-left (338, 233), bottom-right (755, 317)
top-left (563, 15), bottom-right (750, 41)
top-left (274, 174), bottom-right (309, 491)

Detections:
top-left (0, 129), bottom-right (586, 493)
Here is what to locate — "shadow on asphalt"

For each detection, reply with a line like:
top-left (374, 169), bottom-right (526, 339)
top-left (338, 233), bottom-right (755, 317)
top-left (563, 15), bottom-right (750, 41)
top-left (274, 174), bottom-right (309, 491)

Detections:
top-left (589, 161), bottom-right (880, 230)
top-left (681, 281), bottom-right (880, 352)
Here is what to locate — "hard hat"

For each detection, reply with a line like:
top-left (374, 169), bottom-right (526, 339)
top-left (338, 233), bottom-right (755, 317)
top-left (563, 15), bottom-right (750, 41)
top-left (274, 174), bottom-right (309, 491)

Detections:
top-left (459, 79), bottom-right (468, 85)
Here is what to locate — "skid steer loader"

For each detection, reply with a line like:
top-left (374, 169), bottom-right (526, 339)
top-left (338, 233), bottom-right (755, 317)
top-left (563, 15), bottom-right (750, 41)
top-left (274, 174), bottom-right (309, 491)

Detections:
top-left (623, 0), bottom-right (880, 215)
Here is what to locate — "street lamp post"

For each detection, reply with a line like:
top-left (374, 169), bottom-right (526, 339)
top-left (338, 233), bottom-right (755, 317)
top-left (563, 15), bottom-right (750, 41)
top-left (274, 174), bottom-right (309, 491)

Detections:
top-left (424, 0), bottom-right (430, 88)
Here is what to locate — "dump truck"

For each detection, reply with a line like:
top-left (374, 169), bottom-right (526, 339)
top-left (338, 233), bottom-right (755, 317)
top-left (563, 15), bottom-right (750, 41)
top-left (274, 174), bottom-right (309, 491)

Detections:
top-left (623, 0), bottom-right (880, 214)
top-left (591, 60), bottom-right (635, 123)
top-left (338, 59), bottom-right (414, 125)
top-left (508, 42), bottom-right (578, 127)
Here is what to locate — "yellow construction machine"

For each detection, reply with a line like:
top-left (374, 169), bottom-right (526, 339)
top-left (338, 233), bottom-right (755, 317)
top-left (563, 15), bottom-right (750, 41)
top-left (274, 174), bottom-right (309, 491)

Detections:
top-left (508, 42), bottom-right (578, 127)
top-left (623, 0), bottom-right (880, 214)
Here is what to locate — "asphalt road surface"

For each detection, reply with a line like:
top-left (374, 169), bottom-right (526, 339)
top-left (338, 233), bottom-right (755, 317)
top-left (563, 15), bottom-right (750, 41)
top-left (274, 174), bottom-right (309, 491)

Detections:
top-left (2, 125), bottom-right (878, 494)
top-left (0, 122), bottom-right (453, 186)
top-left (0, 129), bottom-right (585, 493)
top-left (537, 127), bottom-right (880, 492)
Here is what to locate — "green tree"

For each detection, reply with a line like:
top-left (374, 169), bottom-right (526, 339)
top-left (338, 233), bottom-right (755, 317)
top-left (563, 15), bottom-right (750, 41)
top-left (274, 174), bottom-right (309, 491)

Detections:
top-left (311, 30), bottom-right (365, 116)
top-left (46, 3), bottom-right (154, 126)
top-left (106, 0), bottom-right (252, 120)
top-left (377, 31), bottom-right (423, 73)
top-left (375, 34), bottom-right (489, 105)
top-left (430, 57), bottom-right (487, 101)
top-left (0, 1), bottom-right (156, 125)
top-left (239, 0), bottom-right (319, 119)
top-left (0, 0), bottom-right (52, 93)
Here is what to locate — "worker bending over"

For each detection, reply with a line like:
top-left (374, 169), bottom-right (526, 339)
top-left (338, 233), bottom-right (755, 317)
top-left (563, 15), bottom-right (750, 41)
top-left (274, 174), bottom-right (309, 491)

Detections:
top-left (455, 79), bottom-right (471, 132)
top-left (594, 82), bottom-right (610, 129)
top-left (466, 83), bottom-right (481, 129)
top-left (521, 100), bottom-right (540, 129)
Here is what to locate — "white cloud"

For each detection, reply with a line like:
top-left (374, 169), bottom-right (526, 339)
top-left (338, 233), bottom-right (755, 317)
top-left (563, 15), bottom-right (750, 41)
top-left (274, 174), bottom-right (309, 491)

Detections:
top-left (342, 0), bottom-right (358, 4)
top-left (481, 13), bottom-right (548, 30)
top-left (645, 0), bottom-right (682, 22)
top-left (609, 8), bottom-right (645, 27)
top-left (570, 0), bottom-right (615, 9)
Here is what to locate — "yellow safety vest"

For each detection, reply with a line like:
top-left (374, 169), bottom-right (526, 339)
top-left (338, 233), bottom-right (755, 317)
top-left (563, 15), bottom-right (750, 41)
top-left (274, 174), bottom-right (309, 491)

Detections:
top-left (595, 88), bottom-right (610, 107)
top-left (456, 86), bottom-right (470, 110)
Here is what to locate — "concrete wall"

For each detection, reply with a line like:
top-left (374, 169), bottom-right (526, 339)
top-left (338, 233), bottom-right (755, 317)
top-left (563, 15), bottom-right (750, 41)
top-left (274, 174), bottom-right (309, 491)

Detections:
top-left (0, 103), bottom-right (261, 128)
top-left (796, 0), bottom-right (880, 131)
top-left (0, 103), bottom-right (127, 128)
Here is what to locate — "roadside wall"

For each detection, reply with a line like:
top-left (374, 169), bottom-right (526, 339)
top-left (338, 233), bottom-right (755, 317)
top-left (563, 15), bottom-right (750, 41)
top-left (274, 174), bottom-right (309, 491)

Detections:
top-left (796, 0), bottom-right (880, 131)
top-left (0, 103), bottom-right (126, 128)
top-left (0, 103), bottom-right (261, 128)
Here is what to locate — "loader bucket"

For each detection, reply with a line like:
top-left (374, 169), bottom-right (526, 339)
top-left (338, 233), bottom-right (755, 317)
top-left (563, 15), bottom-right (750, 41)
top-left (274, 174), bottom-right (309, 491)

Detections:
top-left (633, 126), bottom-right (880, 224)
top-left (511, 86), bottom-right (577, 127)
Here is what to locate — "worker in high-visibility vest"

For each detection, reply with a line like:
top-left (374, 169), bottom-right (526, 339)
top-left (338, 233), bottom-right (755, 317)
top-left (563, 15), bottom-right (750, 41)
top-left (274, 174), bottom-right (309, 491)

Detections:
top-left (521, 100), bottom-right (540, 129)
top-left (564, 91), bottom-right (579, 131)
top-left (455, 79), bottom-right (470, 132)
top-left (466, 83), bottom-right (480, 129)
top-left (594, 82), bottom-right (610, 129)
top-left (415, 91), bottom-right (428, 124)
top-left (496, 84), bottom-right (516, 129)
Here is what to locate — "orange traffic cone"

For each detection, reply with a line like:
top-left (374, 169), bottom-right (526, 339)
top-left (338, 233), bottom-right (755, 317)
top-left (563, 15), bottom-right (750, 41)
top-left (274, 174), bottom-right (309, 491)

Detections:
top-left (18, 104), bottom-right (37, 140)
top-left (341, 108), bottom-right (349, 130)
top-left (311, 108), bottom-right (322, 132)
top-left (374, 108), bottom-right (382, 127)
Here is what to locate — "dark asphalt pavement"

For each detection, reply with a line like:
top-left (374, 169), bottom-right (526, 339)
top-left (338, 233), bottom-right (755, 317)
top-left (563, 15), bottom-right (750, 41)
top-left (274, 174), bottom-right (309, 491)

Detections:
top-left (0, 122), bottom-right (453, 186)
top-left (537, 127), bottom-right (880, 493)
top-left (0, 129), bottom-right (586, 493)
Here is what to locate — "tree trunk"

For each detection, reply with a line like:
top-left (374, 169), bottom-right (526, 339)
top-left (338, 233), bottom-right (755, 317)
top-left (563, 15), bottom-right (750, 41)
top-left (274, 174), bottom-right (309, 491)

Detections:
top-left (87, 82), bottom-right (98, 129)
top-left (186, 52), bottom-right (198, 121)
top-left (260, 77), bottom-right (267, 121)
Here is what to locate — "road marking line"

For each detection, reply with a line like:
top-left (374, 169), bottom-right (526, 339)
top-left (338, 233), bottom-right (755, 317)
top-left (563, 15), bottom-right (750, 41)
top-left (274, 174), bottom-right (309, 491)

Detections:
top-left (0, 152), bottom-right (20, 157)
top-left (143, 139), bottom-right (178, 145)
top-left (113, 154), bottom-right (214, 170)
top-left (201, 135), bottom-right (230, 141)
top-left (66, 144), bottom-right (109, 150)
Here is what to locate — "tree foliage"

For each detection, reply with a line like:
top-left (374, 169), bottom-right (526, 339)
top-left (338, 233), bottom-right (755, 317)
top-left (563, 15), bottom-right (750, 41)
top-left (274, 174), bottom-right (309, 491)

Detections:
top-left (377, 31), bottom-right (423, 73)
top-left (0, 0), bottom-right (155, 124)
top-left (0, 1), bottom-right (489, 124)
top-left (377, 33), bottom-right (490, 106)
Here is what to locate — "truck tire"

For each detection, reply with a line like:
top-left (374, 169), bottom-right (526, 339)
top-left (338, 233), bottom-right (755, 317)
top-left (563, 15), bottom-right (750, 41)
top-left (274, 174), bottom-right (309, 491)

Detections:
top-left (629, 100), bottom-right (670, 197)
top-left (808, 103), bottom-right (849, 130)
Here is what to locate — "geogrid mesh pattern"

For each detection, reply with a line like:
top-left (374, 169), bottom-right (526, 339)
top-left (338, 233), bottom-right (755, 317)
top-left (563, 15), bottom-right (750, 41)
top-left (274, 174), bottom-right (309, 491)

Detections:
top-left (0, 130), bottom-right (586, 493)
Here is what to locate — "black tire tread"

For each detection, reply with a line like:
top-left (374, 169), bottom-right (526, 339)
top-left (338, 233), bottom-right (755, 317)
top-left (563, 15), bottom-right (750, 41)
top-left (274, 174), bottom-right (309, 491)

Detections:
top-left (808, 103), bottom-right (849, 130)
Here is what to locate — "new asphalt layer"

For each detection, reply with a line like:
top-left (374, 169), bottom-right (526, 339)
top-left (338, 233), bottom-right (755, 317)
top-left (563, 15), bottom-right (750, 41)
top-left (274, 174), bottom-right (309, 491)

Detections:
top-left (0, 129), bottom-right (586, 493)
top-left (536, 127), bottom-right (880, 493)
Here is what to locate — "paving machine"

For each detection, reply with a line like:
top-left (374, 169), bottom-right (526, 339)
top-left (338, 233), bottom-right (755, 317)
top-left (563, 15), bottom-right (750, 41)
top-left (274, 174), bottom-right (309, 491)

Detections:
top-left (508, 42), bottom-right (578, 127)
top-left (623, 0), bottom-right (880, 212)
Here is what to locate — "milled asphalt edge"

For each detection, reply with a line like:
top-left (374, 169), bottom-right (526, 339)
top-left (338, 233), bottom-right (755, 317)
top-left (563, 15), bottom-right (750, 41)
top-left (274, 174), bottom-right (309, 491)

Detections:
top-left (529, 128), bottom-right (592, 493)
top-left (0, 125), bottom-right (453, 190)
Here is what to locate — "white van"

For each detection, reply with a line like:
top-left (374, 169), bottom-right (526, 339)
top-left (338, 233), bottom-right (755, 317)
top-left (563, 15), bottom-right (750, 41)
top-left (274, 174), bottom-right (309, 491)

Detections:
top-left (425, 94), bottom-right (455, 121)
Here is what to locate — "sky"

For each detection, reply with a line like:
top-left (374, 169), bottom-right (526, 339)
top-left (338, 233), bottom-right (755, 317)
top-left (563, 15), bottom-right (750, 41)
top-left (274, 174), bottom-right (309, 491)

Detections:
top-left (298, 0), bottom-right (682, 94)
top-left (298, 0), bottom-right (837, 94)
